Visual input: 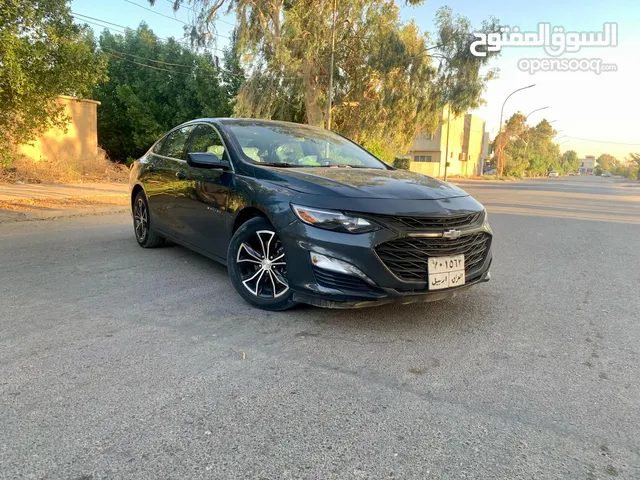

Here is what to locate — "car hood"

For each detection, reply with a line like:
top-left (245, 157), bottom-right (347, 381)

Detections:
top-left (254, 166), bottom-right (469, 200)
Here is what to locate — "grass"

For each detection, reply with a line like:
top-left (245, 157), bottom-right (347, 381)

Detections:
top-left (1, 151), bottom-right (129, 184)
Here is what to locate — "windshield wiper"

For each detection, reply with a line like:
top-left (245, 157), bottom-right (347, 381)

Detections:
top-left (257, 162), bottom-right (301, 168)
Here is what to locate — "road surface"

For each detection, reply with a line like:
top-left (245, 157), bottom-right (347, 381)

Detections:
top-left (1, 175), bottom-right (639, 479)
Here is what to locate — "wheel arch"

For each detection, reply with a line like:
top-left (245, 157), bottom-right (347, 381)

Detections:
top-left (131, 183), bottom-right (145, 211)
top-left (232, 206), bottom-right (272, 234)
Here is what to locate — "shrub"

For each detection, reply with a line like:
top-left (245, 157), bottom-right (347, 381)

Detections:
top-left (393, 157), bottom-right (411, 170)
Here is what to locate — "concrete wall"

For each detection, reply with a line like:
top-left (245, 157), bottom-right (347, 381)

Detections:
top-left (437, 107), bottom-right (467, 177)
top-left (462, 114), bottom-right (486, 176)
top-left (407, 106), bottom-right (485, 178)
top-left (19, 96), bottom-right (101, 162)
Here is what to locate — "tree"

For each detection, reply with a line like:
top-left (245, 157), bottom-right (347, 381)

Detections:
top-left (155, 0), bottom-right (500, 161)
top-left (92, 24), bottom-right (235, 161)
top-left (0, 0), bottom-right (107, 166)
top-left (597, 153), bottom-right (618, 171)
top-left (559, 150), bottom-right (580, 174)
top-left (499, 116), bottom-right (560, 176)
top-left (628, 153), bottom-right (640, 180)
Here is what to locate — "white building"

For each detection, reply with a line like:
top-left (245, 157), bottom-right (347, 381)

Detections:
top-left (579, 155), bottom-right (596, 174)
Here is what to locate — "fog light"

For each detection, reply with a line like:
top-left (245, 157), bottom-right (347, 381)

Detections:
top-left (310, 252), bottom-right (375, 284)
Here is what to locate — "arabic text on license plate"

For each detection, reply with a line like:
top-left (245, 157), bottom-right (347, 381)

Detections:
top-left (428, 254), bottom-right (465, 290)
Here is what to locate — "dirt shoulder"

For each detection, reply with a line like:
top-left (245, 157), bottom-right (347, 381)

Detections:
top-left (0, 183), bottom-right (129, 223)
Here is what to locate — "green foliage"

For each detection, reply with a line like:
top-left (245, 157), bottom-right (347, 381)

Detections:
top-left (0, 0), bottom-right (108, 166)
top-left (432, 7), bottom-right (501, 116)
top-left (92, 25), bottom-right (237, 161)
top-left (559, 150), bottom-right (580, 174)
top-left (597, 153), bottom-right (618, 171)
top-left (393, 157), bottom-right (411, 170)
top-left (500, 115), bottom-right (561, 177)
top-left (593, 167), bottom-right (603, 176)
top-left (164, 0), bottom-right (500, 161)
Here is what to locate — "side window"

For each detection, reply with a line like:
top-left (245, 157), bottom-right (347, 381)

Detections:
top-left (152, 136), bottom-right (166, 154)
top-left (159, 126), bottom-right (193, 160)
top-left (188, 124), bottom-right (227, 159)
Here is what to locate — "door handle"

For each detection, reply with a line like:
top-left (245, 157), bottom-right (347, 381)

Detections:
top-left (176, 172), bottom-right (186, 180)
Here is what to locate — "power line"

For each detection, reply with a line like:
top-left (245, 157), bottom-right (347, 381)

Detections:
top-left (565, 136), bottom-right (640, 146)
top-left (72, 11), bottom-right (198, 49)
top-left (159, 0), bottom-right (236, 27)
top-left (103, 47), bottom-right (194, 68)
top-left (124, 0), bottom-right (189, 26)
top-left (106, 51), bottom-right (194, 74)
top-left (123, 0), bottom-right (232, 39)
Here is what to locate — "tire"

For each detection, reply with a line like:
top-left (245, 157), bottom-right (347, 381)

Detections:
top-left (227, 217), bottom-right (296, 311)
top-left (133, 191), bottom-right (166, 248)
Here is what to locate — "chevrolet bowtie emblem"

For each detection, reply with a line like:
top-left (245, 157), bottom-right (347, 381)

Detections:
top-left (442, 229), bottom-right (462, 240)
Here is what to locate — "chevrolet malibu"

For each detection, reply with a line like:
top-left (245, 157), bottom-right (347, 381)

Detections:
top-left (129, 118), bottom-right (493, 310)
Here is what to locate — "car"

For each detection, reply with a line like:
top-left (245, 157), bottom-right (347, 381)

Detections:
top-left (568, 171), bottom-right (576, 176)
top-left (548, 170), bottom-right (559, 177)
top-left (602, 172), bottom-right (611, 177)
top-left (129, 118), bottom-right (493, 310)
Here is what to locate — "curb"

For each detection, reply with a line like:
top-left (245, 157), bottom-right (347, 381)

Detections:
top-left (0, 205), bottom-right (129, 224)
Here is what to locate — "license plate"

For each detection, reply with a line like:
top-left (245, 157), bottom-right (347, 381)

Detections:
top-left (428, 254), bottom-right (465, 290)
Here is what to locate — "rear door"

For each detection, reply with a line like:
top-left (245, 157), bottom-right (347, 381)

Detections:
top-left (145, 125), bottom-right (194, 237)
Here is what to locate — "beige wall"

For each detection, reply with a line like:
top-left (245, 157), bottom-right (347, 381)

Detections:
top-left (19, 95), bottom-right (101, 162)
top-left (462, 114), bottom-right (486, 176)
top-left (407, 106), bottom-right (486, 178)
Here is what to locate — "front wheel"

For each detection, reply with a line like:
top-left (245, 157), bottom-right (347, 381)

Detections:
top-left (227, 217), bottom-right (296, 311)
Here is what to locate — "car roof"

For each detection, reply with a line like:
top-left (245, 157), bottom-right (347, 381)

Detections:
top-left (189, 117), bottom-right (325, 131)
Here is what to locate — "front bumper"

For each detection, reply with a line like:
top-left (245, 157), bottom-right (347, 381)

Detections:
top-left (278, 211), bottom-right (493, 309)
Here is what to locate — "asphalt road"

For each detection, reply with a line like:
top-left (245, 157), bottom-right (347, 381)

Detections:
top-left (1, 175), bottom-right (639, 479)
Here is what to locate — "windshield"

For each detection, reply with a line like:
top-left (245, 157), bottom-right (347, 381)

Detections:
top-left (225, 122), bottom-right (388, 169)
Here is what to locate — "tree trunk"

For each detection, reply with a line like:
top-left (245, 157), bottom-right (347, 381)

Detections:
top-left (302, 60), bottom-right (323, 127)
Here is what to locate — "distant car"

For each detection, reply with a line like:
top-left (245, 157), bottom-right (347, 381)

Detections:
top-left (568, 171), bottom-right (576, 176)
top-left (602, 172), bottom-right (611, 177)
top-left (548, 170), bottom-right (559, 177)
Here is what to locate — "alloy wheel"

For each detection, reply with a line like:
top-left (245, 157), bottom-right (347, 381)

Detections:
top-left (236, 230), bottom-right (289, 298)
top-left (134, 197), bottom-right (148, 241)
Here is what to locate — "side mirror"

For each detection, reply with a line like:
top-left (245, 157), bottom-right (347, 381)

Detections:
top-left (187, 152), bottom-right (231, 170)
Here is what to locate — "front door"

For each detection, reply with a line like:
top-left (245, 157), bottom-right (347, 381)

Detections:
top-left (178, 124), bottom-right (233, 258)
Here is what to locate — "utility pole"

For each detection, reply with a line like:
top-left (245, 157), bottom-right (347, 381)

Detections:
top-left (443, 104), bottom-right (451, 182)
top-left (326, 0), bottom-right (337, 130)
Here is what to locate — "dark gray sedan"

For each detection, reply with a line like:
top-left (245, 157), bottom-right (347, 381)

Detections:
top-left (129, 118), bottom-right (493, 310)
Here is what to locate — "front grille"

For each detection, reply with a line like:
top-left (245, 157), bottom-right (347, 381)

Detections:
top-left (375, 232), bottom-right (491, 282)
top-left (368, 211), bottom-right (483, 231)
top-left (312, 267), bottom-right (375, 293)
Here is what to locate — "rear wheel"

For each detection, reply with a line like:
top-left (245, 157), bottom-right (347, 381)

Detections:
top-left (133, 191), bottom-right (165, 248)
top-left (228, 217), bottom-right (296, 311)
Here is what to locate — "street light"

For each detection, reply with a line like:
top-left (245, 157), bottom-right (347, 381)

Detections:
top-left (525, 106), bottom-right (549, 120)
top-left (497, 84), bottom-right (536, 175)
top-left (499, 84), bottom-right (536, 134)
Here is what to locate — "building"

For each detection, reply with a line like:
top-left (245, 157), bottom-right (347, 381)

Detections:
top-left (480, 131), bottom-right (491, 174)
top-left (407, 106), bottom-right (486, 178)
top-left (19, 95), bottom-right (101, 163)
top-left (578, 155), bottom-right (596, 174)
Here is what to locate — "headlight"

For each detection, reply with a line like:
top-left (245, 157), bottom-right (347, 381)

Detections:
top-left (291, 204), bottom-right (380, 234)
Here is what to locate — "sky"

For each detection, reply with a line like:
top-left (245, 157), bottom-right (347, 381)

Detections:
top-left (72, 0), bottom-right (640, 161)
